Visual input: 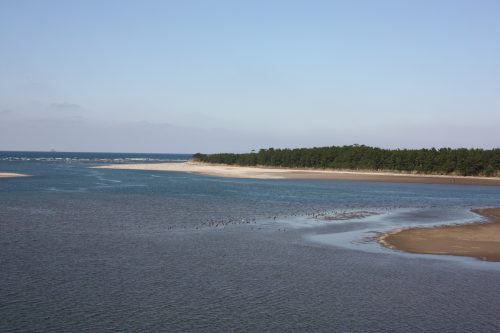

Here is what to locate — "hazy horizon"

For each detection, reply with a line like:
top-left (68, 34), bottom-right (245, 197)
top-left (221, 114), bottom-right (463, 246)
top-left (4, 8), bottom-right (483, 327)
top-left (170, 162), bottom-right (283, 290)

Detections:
top-left (1, 0), bottom-right (499, 153)
top-left (2, 142), bottom-right (500, 156)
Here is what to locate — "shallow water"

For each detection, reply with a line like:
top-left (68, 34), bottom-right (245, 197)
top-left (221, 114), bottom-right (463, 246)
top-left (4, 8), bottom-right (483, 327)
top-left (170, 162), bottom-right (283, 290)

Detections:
top-left (1, 152), bottom-right (500, 332)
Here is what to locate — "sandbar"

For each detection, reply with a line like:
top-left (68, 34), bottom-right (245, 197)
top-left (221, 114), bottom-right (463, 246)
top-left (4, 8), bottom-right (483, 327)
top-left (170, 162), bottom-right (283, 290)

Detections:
top-left (0, 172), bottom-right (29, 178)
top-left (94, 161), bottom-right (500, 186)
top-left (379, 208), bottom-right (500, 262)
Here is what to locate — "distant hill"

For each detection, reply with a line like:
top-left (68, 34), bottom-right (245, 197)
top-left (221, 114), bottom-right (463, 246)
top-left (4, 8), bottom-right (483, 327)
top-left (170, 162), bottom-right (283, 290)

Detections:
top-left (193, 145), bottom-right (500, 177)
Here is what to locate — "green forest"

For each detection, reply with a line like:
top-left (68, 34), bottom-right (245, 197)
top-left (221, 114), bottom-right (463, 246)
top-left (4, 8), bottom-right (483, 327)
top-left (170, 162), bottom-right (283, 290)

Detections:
top-left (193, 145), bottom-right (500, 177)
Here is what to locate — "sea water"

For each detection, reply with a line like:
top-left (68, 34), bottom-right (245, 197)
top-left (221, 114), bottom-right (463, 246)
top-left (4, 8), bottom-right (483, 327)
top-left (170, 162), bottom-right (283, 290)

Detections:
top-left (1, 152), bottom-right (500, 332)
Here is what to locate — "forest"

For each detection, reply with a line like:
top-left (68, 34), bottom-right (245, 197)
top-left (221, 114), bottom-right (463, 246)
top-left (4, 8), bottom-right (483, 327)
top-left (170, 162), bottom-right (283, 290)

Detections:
top-left (193, 145), bottom-right (500, 176)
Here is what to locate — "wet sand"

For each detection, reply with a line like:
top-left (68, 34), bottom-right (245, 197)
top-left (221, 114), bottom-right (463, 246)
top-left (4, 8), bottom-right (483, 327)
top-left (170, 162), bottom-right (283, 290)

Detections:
top-left (380, 208), bottom-right (500, 262)
top-left (95, 162), bottom-right (500, 186)
top-left (0, 172), bottom-right (29, 178)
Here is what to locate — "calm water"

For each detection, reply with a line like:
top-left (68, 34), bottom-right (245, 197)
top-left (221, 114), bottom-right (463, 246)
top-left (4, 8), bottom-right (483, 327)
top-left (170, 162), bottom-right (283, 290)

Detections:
top-left (1, 152), bottom-right (500, 332)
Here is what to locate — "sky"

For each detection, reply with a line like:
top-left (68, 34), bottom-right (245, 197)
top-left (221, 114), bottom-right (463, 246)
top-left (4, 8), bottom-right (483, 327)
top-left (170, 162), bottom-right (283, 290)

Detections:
top-left (1, 0), bottom-right (499, 153)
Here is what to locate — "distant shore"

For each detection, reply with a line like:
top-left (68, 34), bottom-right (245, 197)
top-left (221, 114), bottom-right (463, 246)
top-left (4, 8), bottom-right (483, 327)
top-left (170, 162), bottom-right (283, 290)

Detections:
top-left (0, 172), bottom-right (29, 178)
top-left (94, 161), bottom-right (500, 186)
top-left (379, 208), bottom-right (500, 262)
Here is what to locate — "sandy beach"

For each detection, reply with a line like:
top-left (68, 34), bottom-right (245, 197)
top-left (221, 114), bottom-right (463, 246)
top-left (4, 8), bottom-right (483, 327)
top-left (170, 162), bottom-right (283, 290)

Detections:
top-left (380, 208), bottom-right (500, 262)
top-left (95, 161), bottom-right (500, 185)
top-left (0, 172), bottom-right (29, 178)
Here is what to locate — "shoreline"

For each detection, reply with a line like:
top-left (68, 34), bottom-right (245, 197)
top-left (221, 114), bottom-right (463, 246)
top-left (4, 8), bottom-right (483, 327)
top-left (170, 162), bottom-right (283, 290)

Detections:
top-left (0, 172), bottom-right (29, 178)
top-left (379, 208), bottom-right (500, 262)
top-left (94, 161), bottom-right (500, 186)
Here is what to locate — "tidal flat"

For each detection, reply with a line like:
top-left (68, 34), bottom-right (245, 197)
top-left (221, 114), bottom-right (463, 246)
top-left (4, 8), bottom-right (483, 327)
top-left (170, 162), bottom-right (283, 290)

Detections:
top-left (1, 152), bottom-right (500, 332)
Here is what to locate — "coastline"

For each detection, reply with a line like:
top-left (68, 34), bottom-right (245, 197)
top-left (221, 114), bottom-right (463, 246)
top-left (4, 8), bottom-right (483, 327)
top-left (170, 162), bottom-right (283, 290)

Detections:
top-left (94, 161), bottom-right (500, 186)
top-left (0, 172), bottom-right (29, 178)
top-left (379, 208), bottom-right (500, 262)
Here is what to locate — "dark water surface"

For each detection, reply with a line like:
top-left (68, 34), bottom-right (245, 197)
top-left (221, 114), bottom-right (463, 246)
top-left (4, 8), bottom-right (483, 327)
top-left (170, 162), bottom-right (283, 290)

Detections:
top-left (1, 152), bottom-right (500, 332)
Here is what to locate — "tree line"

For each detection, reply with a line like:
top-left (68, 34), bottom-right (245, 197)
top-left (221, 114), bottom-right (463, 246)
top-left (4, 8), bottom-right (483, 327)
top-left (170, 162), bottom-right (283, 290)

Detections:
top-left (193, 145), bottom-right (500, 176)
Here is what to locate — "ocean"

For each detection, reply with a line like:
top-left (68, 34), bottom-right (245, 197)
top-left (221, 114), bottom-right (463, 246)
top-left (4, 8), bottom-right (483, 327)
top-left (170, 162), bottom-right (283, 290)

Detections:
top-left (1, 152), bottom-right (500, 332)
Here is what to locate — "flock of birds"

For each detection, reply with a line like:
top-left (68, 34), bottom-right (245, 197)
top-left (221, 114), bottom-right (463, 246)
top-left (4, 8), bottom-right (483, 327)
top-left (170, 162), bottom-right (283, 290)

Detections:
top-left (200, 216), bottom-right (258, 228)
top-left (162, 206), bottom-right (403, 232)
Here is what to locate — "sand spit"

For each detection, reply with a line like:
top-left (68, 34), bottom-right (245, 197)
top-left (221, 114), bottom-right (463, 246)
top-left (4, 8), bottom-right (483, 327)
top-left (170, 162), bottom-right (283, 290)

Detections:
top-left (0, 172), bottom-right (29, 178)
top-left (379, 208), bottom-right (500, 262)
top-left (94, 162), bottom-right (500, 185)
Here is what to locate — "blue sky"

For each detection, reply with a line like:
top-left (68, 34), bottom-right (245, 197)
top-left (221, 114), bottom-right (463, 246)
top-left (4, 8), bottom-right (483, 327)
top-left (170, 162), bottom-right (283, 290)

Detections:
top-left (1, 0), bottom-right (499, 152)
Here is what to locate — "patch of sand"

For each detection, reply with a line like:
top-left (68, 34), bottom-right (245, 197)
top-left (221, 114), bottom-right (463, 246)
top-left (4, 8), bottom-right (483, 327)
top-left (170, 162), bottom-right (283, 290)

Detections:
top-left (0, 172), bottom-right (29, 178)
top-left (379, 208), bottom-right (500, 262)
top-left (94, 162), bottom-right (500, 185)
